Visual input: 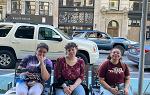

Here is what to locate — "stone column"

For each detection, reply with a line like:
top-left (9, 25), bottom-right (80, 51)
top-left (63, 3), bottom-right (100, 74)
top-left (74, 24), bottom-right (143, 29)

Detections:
top-left (35, 0), bottom-right (39, 15)
top-left (21, 0), bottom-right (25, 14)
top-left (7, 0), bottom-right (11, 14)
top-left (53, 0), bottom-right (58, 27)
top-left (63, 0), bottom-right (66, 6)
top-left (49, 2), bottom-right (53, 16)
top-left (2, 5), bottom-right (6, 19)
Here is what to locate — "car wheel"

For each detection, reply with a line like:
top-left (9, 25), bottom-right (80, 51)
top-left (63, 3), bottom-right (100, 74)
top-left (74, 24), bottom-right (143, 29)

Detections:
top-left (0, 50), bottom-right (16, 69)
top-left (114, 45), bottom-right (125, 55)
top-left (76, 53), bottom-right (88, 64)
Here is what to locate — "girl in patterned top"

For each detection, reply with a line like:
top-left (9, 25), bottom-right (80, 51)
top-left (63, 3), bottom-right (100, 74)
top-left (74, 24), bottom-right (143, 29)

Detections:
top-left (16, 43), bottom-right (52, 95)
top-left (54, 42), bottom-right (85, 95)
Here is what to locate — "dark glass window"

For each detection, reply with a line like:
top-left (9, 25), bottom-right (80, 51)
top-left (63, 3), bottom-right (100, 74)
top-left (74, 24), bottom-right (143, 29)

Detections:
top-left (25, 1), bottom-right (35, 14)
top-left (128, 19), bottom-right (141, 27)
top-left (109, 0), bottom-right (119, 10)
top-left (15, 26), bottom-right (34, 39)
top-left (133, 2), bottom-right (140, 11)
top-left (38, 27), bottom-right (59, 40)
top-left (0, 25), bottom-right (13, 37)
top-left (66, 0), bottom-right (74, 6)
top-left (11, 0), bottom-right (21, 14)
top-left (39, 2), bottom-right (49, 15)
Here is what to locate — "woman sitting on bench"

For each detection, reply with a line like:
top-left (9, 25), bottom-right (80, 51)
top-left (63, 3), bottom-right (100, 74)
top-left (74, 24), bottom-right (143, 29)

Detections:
top-left (98, 48), bottom-right (130, 95)
top-left (54, 42), bottom-right (85, 95)
top-left (16, 43), bottom-right (52, 95)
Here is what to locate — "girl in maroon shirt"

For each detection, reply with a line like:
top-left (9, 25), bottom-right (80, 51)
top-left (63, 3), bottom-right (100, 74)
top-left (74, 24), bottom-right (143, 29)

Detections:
top-left (98, 48), bottom-right (130, 95)
top-left (54, 42), bottom-right (85, 95)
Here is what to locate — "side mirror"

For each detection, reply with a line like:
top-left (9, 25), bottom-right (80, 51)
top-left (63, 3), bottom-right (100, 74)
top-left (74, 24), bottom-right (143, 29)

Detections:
top-left (53, 35), bottom-right (63, 42)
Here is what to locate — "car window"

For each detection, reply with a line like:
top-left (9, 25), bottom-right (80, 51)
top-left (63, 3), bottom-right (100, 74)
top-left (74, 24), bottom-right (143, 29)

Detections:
top-left (88, 32), bottom-right (97, 38)
top-left (15, 26), bottom-right (34, 39)
top-left (73, 32), bottom-right (84, 37)
top-left (0, 25), bottom-right (13, 37)
top-left (38, 27), bottom-right (59, 40)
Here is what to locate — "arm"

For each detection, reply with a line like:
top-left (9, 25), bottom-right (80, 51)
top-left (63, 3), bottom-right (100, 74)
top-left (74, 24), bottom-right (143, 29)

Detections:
top-left (125, 76), bottom-right (130, 89)
top-left (99, 78), bottom-right (112, 91)
top-left (38, 56), bottom-right (50, 81)
top-left (40, 61), bottom-right (50, 81)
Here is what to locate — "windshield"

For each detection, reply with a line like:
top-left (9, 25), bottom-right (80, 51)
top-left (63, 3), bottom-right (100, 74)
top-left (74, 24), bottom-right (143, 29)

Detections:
top-left (55, 28), bottom-right (72, 40)
top-left (73, 32), bottom-right (85, 37)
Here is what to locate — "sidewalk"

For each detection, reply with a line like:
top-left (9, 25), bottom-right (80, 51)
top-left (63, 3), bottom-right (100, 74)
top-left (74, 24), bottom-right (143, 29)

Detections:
top-left (0, 73), bottom-right (150, 94)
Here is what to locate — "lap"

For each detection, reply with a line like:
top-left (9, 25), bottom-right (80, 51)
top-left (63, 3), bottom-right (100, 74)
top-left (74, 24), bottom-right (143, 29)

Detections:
top-left (55, 84), bottom-right (85, 95)
top-left (16, 82), bottom-right (43, 95)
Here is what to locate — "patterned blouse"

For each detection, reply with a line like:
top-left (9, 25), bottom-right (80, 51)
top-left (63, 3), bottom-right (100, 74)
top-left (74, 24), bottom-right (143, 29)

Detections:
top-left (19, 55), bottom-right (52, 83)
top-left (54, 57), bottom-right (85, 81)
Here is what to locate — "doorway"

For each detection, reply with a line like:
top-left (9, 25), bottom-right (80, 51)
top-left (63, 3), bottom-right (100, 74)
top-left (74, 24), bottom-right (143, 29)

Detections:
top-left (107, 20), bottom-right (119, 37)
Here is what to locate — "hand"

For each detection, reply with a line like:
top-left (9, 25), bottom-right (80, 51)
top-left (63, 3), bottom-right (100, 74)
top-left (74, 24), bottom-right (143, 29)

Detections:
top-left (69, 85), bottom-right (76, 92)
top-left (109, 87), bottom-right (118, 95)
top-left (37, 55), bottom-right (44, 64)
top-left (124, 88), bottom-right (129, 95)
top-left (64, 86), bottom-right (72, 95)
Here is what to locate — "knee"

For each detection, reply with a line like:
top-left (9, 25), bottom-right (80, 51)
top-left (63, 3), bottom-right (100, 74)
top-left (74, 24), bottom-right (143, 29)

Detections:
top-left (73, 85), bottom-right (85, 95)
top-left (17, 92), bottom-right (27, 95)
top-left (28, 91), bottom-right (39, 95)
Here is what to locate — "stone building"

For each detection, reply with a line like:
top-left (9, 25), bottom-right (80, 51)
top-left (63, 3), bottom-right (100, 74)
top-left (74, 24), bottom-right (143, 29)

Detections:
top-left (94, 0), bottom-right (129, 38)
top-left (5, 0), bottom-right (58, 27)
top-left (0, 0), bottom-right (6, 21)
top-left (128, 0), bottom-right (150, 43)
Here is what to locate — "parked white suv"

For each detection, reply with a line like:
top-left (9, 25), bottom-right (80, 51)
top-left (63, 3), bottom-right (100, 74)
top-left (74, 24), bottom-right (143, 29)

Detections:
top-left (0, 22), bottom-right (99, 68)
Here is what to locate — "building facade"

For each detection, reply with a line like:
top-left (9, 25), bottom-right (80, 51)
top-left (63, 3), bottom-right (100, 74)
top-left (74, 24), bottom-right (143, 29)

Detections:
top-left (58, 0), bottom-right (95, 34)
top-left (94, 0), bottom-right (129, 37)
top-left (0, 0), bottom-right (6, 21)
top-left (6, 0), bottom-right (58, 27)
top-left (128, 0), bottom-right (150, 43)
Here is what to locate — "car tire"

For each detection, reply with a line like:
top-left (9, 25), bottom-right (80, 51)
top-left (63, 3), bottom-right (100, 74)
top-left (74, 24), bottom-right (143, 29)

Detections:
top-left (76, 53), bottom-right (88, 64)
top-left (0, 50), bottom-right (16, 69)
top-left (114, 45), bottom-right (125, 55)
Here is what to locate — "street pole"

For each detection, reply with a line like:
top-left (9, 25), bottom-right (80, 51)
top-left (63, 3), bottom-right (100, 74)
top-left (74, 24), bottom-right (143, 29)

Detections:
top-left (138, 0), bottom-right (148, 95)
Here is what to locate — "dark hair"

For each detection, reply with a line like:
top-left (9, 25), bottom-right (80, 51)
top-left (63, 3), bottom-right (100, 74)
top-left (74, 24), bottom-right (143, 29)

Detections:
top-left (37, 43), bottom-right (49, 52)
top-left (97, 33), bottom-right (102, 38)
top-left (107, 48), bottom-right (122, 60)
top-left (65, 42), bottom-right (78, 50)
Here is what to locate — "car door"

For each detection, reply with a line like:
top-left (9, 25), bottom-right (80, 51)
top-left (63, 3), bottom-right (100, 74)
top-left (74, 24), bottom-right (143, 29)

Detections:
top-left (87, 32), bottom-right (112, 50)
top-left (37, 26), bottom-right (66, 60)
top-left (11, 25), bottom-right (37, 59)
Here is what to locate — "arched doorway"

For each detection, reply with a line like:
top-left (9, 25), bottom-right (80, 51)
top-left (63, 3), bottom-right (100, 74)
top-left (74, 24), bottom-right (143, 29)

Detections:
top-left (107, 20), bottom-right (119, 37)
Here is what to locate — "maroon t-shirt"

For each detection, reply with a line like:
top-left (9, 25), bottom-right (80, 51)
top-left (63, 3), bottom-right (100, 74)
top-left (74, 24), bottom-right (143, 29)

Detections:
top-left (54, 57), bottom-right (85, 81)
top-left (98, 60), bottom-right (130, 85)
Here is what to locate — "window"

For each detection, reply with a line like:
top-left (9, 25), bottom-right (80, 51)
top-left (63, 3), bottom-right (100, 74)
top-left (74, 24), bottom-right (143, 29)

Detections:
top-left (109, 0), bottom-right (119, 10)
top-left (39, 2), bottom-right (49, 15)
top-left (66, 0), bottom-right (74, 6)
top-left (25, 1), bottom-right (35, 14)
top-left (128, 19), bottom-right (141, 27)
top-left (88, 32), bottom-right (97, 38)
top-left (38, 27), bottom-right (59, 40)
top-left (15, 26), bottom-right (34, 39)
top-left (0, 25), bottom-right (13, 37)
top-left (11, 0), bottom-right (21, 14)
top-left (86, 0), bottom-right (94, 6)
top-left (133, 2), bottom-right (140, 11)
